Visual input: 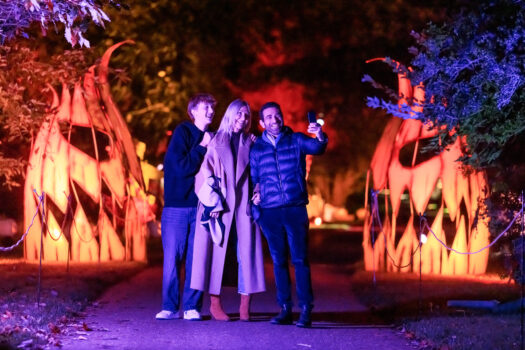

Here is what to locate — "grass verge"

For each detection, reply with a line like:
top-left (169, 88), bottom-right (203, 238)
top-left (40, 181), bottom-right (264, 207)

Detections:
top-left (0, 259), bottom-right (146, 349)
top-left (351, 269), bottom-right (522, 350)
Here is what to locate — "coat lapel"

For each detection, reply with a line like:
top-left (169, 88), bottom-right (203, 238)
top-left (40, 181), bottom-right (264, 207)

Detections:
top-left (236, 134), bottom-right (251, 187)
top-left (214, 137), bottom-right (234, 187)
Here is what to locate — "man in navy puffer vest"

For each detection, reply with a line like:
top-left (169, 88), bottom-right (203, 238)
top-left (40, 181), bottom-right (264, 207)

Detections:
top-left (250, 102), bottom-right (327, 328)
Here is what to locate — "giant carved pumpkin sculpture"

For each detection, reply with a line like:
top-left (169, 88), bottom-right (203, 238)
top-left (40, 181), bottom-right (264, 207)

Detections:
top-left (363, 61), bottom-right (490, 275)
top-left (24, 41), bottom-right (147, 262)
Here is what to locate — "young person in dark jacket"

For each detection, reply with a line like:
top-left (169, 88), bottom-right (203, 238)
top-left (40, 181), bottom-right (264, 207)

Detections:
top-left (249, 101), bottom-right (327, 328)
top-left (156, 93), bottom-right (216, 321)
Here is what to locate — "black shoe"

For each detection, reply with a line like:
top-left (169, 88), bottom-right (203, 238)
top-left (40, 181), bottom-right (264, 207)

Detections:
top-left (270, 305), bottom-right (293, 325)
top-left (296, 306), bottom-right (312, 328)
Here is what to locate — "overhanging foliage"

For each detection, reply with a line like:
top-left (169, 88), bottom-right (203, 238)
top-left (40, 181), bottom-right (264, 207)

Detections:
top-left (0, 45), bottom-right (90, 188)
top-left (366, 0), bottom-right (525, 170)
top-left (0, 0), bottom-right (121, 47)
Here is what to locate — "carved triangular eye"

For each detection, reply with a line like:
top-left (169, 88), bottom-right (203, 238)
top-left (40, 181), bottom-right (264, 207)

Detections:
top-left (59, 122), bottom-right (112, 162)
top-left (398, 138), bottom-right (441, 168)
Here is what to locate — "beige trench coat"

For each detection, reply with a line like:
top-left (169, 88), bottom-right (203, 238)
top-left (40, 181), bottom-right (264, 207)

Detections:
top-left (190, 132), bottom-right (266, 295)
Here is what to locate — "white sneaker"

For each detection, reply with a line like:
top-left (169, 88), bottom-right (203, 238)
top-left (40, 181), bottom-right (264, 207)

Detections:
top-left (155, 310), bottom-right (180, 320)
top-left (183, 309), bottom-right (202, 321)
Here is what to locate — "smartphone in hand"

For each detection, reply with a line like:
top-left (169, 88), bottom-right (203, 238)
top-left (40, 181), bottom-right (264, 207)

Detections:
top-left (307, 110), bottom-right (317, 124)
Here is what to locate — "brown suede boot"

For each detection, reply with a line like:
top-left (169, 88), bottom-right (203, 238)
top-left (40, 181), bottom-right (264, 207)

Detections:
top-left (239, 294), bottom-right (251, 321)
top-left (210, 295), bottom-right (230, 321)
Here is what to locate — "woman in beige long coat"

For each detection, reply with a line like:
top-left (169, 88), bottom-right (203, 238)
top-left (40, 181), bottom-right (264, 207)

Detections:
top-left (191, 99), bottom-right (265, 321)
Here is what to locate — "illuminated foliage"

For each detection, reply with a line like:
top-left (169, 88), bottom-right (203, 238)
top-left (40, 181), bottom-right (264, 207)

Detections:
top-left (412, 0), bottom-right (524, 170)
top-left (366, 0), bottom-right (525, 171)
top-left (0, 0), bottom-right (120, 47)
top-left (0, 0), bottom-right (119, 190)
top-left (0, 45), bottom-right (90, 189)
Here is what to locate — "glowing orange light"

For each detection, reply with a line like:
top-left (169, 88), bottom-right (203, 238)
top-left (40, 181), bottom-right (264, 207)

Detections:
top-left (23, 41), bottom-right (148, 263)
top-left (363, 58), bottom-right (490, 276)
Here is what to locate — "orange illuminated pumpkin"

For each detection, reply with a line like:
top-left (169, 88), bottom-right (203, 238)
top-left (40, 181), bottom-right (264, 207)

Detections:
top-left (23, 41), bottom-right (147, 262)
top-left (363, 60), bottom-right (490, 275)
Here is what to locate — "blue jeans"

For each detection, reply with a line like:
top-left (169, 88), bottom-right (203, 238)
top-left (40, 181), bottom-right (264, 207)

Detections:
top-left (258, 206), bottom-right (313, 308)
top-left (161, 207), bottom-right (203, 312)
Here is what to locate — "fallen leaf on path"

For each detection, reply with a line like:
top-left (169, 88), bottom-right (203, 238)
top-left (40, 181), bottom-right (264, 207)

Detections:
top-left (419, 339), bottom-right (431, 348)
top-left (49, 338), bottom-right (62, 347)
top-left (48, 322), bottom-right (61, 334)
top-left (82, 322), bottom-right (92, 331)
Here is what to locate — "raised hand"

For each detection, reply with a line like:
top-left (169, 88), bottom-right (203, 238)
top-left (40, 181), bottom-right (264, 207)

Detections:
top-left (307, 123), bottom-right (324, 141)
top-left (251, 192), bottom-right (261, 205)
top-left (199, 131), bottom-right (213, 147)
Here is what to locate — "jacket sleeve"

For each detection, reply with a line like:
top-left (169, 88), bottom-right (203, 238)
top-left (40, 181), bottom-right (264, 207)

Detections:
top-left (296, 132), bottom-right (328, 155)
top-left (165, 125), bottom-right (207, 175)
top-left (249, 145), bottom-right (260, 186)
top-left (248, 146), bottom-right (261, 221)
top-left (195, 146), bottom-right (224, 212)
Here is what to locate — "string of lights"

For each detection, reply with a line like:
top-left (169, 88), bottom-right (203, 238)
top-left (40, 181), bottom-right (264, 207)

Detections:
top-left (0, 190), bottom-right (44, 252)
top-left (370, 190), bottom-right (421, 270)
top-left (422, 205), bottom-right (523, 255)
top-left (370, 189), bottom-right (524, 258)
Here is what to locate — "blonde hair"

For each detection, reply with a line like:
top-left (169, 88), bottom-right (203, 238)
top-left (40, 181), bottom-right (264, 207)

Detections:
top-left (216, 99), bottom-right (251, 142)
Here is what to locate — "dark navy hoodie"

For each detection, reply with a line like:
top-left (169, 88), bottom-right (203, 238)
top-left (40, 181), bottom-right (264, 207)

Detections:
top-left (163, 121), bottom-right (207, 207)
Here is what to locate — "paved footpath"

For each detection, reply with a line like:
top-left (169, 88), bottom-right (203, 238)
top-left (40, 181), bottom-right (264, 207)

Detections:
top-left (59, 262), bottom-right (413, 350)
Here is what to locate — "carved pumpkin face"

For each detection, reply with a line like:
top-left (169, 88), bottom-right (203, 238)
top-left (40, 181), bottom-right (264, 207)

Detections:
top-left (363, 68), bottom-right (490, 276)
top-left (24, 42), bottom-right (147, 262)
